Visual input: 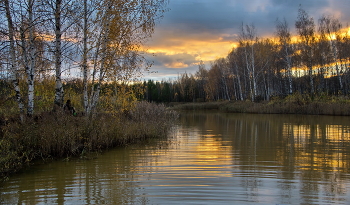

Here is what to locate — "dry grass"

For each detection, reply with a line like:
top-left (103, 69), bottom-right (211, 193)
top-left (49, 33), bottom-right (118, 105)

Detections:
top-left (0, 101), bottom-right (178, 181)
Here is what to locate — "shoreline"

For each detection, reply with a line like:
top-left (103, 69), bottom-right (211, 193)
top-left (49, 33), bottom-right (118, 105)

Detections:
top-left (170, 99), bottom-right (350, 116)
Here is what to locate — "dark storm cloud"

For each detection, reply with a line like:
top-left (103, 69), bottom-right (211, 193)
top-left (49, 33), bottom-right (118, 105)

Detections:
top-left (158, 0), bottom-right (349, 37)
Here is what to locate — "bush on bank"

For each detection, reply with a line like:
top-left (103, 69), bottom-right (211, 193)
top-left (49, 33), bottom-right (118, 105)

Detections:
top-left (0, 101), bottom-right (178, 182)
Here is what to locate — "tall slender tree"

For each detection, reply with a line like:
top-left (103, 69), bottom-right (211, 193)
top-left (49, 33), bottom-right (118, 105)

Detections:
top-left (18, 0), bottom-right (37, 116)
top-left (276, 18), bottom-right (294, 95)
top-left (295, 7), bottom-right (316, 94)
top-left (239, 23), bottom-right (259, 101)
top-left (319, 15), bottom-right (343, 93)
top-left (41, 0), bottom-right (81, 108)
top-left (81, 0), bottom-right (168, 115)
top-left (3, 0), bottom-right (25, 121)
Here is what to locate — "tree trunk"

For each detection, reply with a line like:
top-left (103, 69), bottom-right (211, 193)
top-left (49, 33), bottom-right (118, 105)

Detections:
top-left (54, 0), bottom-right (64, 107)
top-left (82, 0), bottom-right (89, 113)
top-left (232, 60), bottom-right (243, 100)
top-left (308, 63), bottom-right (314, 94)
top-left (251, 45), bottom-right (257, 100)
top-left (27, 0), bottom-right (36, 116)
top-left (86, 7), bottom-right (110, 115)
top-left (285, 47), bottom-right (293, 95)
top-left (4, 0), bottom-right (25, 121)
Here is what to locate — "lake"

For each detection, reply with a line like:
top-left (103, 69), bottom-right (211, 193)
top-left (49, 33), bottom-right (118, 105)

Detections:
top-left (1, 111), bottom-right (350, 204)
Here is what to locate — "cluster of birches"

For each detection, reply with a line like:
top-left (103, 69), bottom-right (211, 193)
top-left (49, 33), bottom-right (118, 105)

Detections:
top-left (0, 0), bottom-right (168, 120)
top-left (144, 8), bottom-right (350, 103)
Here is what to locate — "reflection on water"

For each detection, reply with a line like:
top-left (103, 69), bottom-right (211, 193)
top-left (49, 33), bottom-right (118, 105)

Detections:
top-left (1, 112), bottom-right (350, 204)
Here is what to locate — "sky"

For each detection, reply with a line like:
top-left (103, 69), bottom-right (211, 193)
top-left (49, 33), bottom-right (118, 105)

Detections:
top-left (141, 0), bottom-right (350, 81)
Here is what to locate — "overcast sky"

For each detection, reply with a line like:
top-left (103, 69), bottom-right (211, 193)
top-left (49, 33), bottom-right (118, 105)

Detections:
top-left (142, 0), bottom-right (350, 81)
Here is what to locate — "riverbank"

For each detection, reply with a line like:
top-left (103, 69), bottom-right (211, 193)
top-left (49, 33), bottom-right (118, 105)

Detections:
top-left (171, 94), bottom-right (350, 115)
top-left (0, 101), bottom-right (178, 182)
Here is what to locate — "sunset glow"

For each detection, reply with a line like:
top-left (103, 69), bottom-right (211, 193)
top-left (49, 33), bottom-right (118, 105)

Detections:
top-left (143, 0), bottom-right (350, 81)
top-left (147, 40), bottom-right (237, 66)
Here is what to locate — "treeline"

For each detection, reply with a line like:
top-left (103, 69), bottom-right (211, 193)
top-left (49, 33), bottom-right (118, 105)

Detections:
top-left (144, 8), bottom-right (350, 103)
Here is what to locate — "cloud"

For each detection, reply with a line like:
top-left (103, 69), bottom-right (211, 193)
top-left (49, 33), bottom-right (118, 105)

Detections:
top-left (147, 52), bottom-right (198, 68)
top-left (143, 0), bottom-right (350, 81)
top-left (145, 27), bottom-right (236, 62)
top-left (156, 0), bottom-right (350, 37)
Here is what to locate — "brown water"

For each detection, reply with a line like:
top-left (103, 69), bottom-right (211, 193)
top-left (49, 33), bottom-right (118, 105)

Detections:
top-left (1, 112), bottom-right (350, 204)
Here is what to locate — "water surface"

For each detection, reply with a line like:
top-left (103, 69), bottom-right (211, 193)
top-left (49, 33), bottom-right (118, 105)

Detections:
top-left (1, 112), bottom-right (350, 204)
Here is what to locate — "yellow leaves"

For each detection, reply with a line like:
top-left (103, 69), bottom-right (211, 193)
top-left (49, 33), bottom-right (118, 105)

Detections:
top-left (98, 83), bottom-right (142, 115)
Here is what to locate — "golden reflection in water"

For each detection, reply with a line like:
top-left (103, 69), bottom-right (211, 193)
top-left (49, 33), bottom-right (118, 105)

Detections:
top-left (282, 122), bottom-right (350, 171)
top-left (143, 127), bottom-right (234, 181)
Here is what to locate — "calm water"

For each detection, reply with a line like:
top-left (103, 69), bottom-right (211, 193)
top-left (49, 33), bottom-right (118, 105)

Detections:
top-left (1, 112), bottom-right (350, 204)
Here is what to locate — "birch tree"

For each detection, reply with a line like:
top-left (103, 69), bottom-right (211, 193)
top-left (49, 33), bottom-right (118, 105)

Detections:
top-left (215, 58), bottom-right (231, 101)
top-left (1, 0), bottom-right (50, 118)
top-left (256, 38), bottom-right (275, 100)
top-left (18, 0), bottom-right (38, 116)
top-left (81, 0), bottom-right (168, 115)
top-left (295, 7), bottom-right (316, 94)
top-left (41, 0), bottom-right (81, 108)
top-left (2, 0), bottom-right (25, 121)
top-left (239, 23), bottom-right (258, 101)
top-left (195, 61), bottom-right (208, 101)
top-left (228, 49), bottom-right (244, 101)
top-left (276, 18), bottom-right (294, 95)
top-left (53, 0), bottom-right (63, 107)
top-left (318, 15), bottom-right (343, 93)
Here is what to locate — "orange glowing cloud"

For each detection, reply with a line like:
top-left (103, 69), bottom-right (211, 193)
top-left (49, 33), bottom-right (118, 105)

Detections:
top-left (144, 30), bottom-right (238, 69)
top-left (153, 39), bottom-right (236, 62)
top-left (165, 61), bottom-right (189, 68)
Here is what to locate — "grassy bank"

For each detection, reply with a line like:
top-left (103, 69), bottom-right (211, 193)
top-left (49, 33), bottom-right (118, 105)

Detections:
top-left (171, 93), bottom-right (350, 116)
top-left (0, 101), bottom-right (178, 182)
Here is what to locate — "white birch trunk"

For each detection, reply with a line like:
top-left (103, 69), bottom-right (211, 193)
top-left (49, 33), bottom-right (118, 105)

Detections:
top-left (88, 38), bottom-right (108, 114)
top-left (82, 0), bottom-right (89, 113)
top-left (223, 77), bottom-right (230, 101)
top-left (27, 0), bottom-right (35, 116)
top-left (243, 46), bottom-right (253, 101)
top-left (221, 68), bottom-right (230, 101)
top-left (285, 46), bottom-right (293, 95)
top-left (232, 59), bottom-right (243, 101)
top-left (86, 4), bottom-right (111, 115)
top-left (251, 45), bottom-right (257, 100)
top-left (86, 33), bottom-right (102, 115)
top-left (331, 41), bottom-right (343, 91)
top-left (4, 0), bottom-right (25, 121)
top-left (308, 55), bottom-right (314, 94)
top-left (236, 72), bottom-right (243, 101)
top-left (54, 0), bottom-right (64, 107)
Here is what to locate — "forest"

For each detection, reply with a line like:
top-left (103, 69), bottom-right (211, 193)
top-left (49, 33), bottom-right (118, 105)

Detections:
top-left (143, 8), bottom-right (350, 104)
